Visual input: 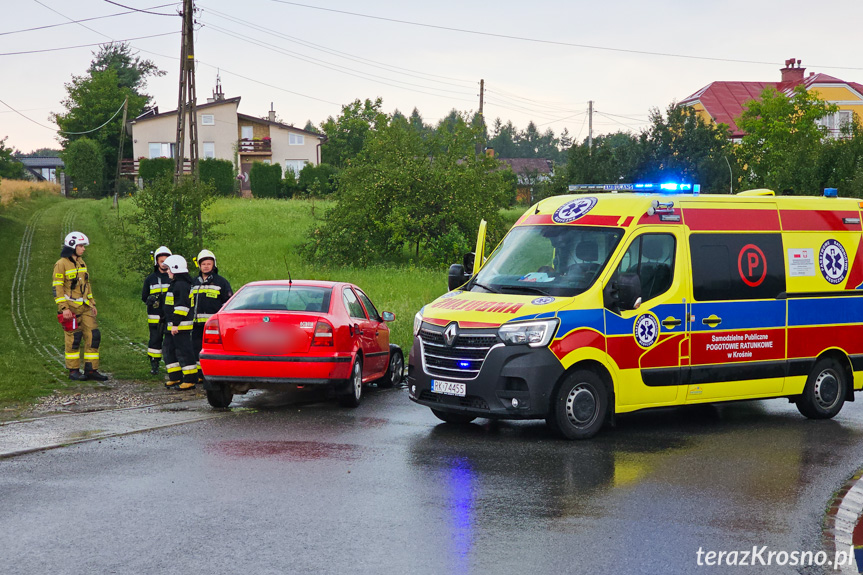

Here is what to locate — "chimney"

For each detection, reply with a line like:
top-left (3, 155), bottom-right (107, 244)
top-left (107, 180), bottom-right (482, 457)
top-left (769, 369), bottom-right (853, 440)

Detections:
top-left (780, 58), bottom-right (805, 84)
top-left (268, 102), bottom-right (275, 123)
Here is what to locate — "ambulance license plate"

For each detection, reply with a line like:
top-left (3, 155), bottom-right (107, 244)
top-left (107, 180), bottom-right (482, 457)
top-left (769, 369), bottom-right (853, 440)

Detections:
top-left (431, 379), bottom-right (466, 397)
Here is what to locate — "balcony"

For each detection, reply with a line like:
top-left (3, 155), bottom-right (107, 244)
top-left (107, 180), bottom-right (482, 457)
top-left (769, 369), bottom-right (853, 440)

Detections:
top-left (120, 159), bottom-right (192, 177)
top-left (238, 139), bottom-right (271, 154)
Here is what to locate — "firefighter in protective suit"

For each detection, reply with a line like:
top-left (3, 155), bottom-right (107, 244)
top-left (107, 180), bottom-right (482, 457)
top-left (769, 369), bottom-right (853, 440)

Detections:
top-left (162, 255), bottom-right (198, 390)
top-left (192, 249), bottom-right (233, 381)
top-left (141, 246), bottom-right (172, 374)
top-left (52, 232), bottom-right (108, 381)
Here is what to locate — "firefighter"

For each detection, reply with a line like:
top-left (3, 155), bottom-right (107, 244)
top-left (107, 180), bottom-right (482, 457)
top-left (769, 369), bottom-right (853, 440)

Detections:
top-left (52, 232), bottom-right (108, 381)
top-left (162, 255), bottom-right (197, 390)
top-left (192, 249), bottom-right (233, 381)
top-left (141, 246), bottom-right (172, 375)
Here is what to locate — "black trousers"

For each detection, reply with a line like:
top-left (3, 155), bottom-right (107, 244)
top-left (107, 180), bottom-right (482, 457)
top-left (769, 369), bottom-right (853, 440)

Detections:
top-left (163, 330), bottom-right (198, 384)
top-left (147, 321), bottom-right (165, 361)
top-left (192, 324), bottom-right (204, 367)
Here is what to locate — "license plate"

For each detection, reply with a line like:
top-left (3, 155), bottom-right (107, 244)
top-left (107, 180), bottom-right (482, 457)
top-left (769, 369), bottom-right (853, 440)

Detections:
top-left (431, 379), bottom-right (466, 397)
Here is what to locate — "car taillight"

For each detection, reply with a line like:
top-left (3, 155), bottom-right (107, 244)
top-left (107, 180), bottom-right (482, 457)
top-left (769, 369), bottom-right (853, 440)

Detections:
top-left (311, 320), bottom-right (334, 347)
top-left (203, 318), bottom-right (221, 345)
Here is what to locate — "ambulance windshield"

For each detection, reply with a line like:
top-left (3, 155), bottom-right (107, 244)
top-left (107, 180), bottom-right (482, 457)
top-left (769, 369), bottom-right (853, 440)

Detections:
top-left (469, 225), bottom-right (624, 297)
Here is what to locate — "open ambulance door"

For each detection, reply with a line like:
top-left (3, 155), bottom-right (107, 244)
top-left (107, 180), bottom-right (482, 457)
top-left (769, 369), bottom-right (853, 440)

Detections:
top-left (473, 219), bottom-right (488, 275)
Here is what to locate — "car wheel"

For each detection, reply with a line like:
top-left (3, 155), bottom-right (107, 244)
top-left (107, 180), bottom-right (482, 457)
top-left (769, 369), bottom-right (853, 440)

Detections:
top-left (378, 347), bottom-right (404, 389)
top-left (796, 358), bottom-right (847, 419)
top-left (431, 408), bottom-right (476, 424)
top-left (547, 369), bottom-right (608, 440)
top-left (338, 358), bottom-right (363, 408)
top-left (206, 385), bottom-right (233, 409)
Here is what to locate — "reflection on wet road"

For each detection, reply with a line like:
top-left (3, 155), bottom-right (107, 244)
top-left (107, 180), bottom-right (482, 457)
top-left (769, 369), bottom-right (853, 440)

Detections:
top-left (2, 386), bottom-right (862, 575)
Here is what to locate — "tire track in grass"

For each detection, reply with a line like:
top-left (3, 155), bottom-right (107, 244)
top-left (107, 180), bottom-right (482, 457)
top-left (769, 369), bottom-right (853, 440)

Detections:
top-left (11, 208), bottom-right (64, 382)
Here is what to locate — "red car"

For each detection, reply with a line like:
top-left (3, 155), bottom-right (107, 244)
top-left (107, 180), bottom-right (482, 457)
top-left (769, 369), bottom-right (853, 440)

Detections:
top-left (199, 280), bottom-right (403, 408)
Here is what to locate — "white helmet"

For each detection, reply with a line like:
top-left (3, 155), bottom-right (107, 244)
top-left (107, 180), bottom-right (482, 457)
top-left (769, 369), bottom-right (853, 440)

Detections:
top-left (164, 254), bottom-right (188, 274)
top-left (64, 232), bottom-right (89, 248)
top-left (196, 249), bottom-right (216, 268)
top-left (154, 246), bottom-right (172, 259)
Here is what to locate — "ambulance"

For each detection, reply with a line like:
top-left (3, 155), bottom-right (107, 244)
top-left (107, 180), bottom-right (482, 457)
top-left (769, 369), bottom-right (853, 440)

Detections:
top-left (407, 184), bottom-right (863, 439)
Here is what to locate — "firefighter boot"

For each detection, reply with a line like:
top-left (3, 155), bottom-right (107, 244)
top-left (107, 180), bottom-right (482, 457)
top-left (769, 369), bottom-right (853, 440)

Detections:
top-left (83, 362), bottom-right (109, 381)
top-left (149, 357), bottom-right (160, 375)
top-left (69, 369), bottom-right (87, 381)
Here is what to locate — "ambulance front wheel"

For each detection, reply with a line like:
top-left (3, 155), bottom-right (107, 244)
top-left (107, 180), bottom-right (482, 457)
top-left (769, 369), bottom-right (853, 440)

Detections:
top-left (796, 358), bottom-right (847, 420)
top-left (548, 369), bottom-right (609, 440)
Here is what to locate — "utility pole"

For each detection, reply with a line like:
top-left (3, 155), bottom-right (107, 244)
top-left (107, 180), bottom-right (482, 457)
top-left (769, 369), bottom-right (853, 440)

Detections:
top-left (113, 97), bottom-right (128, 210)
top-left (476, 78), bottom-right (485, 156)
top-left (588, 100), bottom-right (594, 152)
top-left (175, 0), bottom-right (199, 182)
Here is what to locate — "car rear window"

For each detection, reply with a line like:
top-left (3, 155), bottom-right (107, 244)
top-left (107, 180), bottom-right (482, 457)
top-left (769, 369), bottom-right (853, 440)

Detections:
top-left (225, 285), bottom-right (332, 313)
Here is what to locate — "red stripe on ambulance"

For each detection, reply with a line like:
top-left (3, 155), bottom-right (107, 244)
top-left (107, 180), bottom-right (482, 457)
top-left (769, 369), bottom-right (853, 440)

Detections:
top-left (683, 208), bottom-right (781, 231)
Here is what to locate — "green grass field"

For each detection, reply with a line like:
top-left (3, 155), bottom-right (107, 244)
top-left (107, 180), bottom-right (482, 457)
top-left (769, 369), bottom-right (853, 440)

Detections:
top-left (1, 194), bottom-right (524, 412)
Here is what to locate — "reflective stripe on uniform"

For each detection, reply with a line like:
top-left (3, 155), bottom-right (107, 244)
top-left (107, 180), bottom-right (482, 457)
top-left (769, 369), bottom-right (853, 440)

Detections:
top-left (195, 313), bottom-right (213, 323)
top-left (147, 348), bottom-right (163, 358)
top-left (65, 296), bottom-right (85, 303)
top-left (65, 352), bottom-right (79, 359)
top-left (55, 296), bottom-right (66, 304)
top-left (166, 363), bottom-right (181, 373)
top-left (64, 269), bottom-right (78, 278)
top-left (174, 306), bottom-right (190, 316)
top-left (52, 280), bottom-right (64, 286)
top-left (182, 365), bottom-right (198, 375)
top-left (84, 352), bottom-right (99, 360)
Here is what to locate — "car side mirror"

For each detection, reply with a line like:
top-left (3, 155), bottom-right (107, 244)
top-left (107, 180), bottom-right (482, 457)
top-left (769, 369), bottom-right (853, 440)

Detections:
top-left (448, 264), bottom-right (471, 291)
top-left (614, 272), bottom-right (643, 311)
top-left (382, 311), bottom-right (395, 322)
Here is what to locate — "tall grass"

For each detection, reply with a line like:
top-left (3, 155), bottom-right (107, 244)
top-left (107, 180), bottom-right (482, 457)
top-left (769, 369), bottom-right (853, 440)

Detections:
top-left (0, 179), bottom-right (61, 207)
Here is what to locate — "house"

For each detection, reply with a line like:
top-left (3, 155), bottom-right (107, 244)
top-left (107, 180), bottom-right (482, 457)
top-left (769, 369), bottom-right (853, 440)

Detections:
top-left (127, 85), bottom-right (325, 195)
top-left (16, 156), bottom-right (63, 183)
top-left (681, 58), bottom-right (863, 141)
top-left (496, 156), bottom-right (554, 204)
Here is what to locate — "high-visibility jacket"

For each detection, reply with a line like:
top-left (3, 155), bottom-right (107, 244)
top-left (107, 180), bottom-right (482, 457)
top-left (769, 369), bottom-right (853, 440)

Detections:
top-left (52, 247), bottom-right (94, 312)
top-left (142, 267), bottom-right (171, 323)
top-left (192, 269), bottom-right (233, 325)
top-left (165, 274), bottom-right (195, 332)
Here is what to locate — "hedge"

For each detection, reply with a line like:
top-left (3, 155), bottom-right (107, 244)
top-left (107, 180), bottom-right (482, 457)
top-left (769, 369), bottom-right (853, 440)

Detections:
top-left (249, 161), bottom-right (282, 198)
top-left (199, 158), bottom-right (235, 196)
top-left (138, 157), bottom-right (174, 184)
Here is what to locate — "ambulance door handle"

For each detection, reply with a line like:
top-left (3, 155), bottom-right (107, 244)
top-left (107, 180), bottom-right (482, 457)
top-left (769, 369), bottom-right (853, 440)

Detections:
top-left (662, 317), bottom-right (682, 328)
top-left (702, 315), bottom-right (722, 327)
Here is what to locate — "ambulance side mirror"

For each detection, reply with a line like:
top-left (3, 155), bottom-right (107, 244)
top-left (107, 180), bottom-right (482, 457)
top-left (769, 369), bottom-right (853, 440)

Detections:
top-left (615, 273), bottom-right (642, 311)
top-left (448, 264), bottom-right (471, 291)
top-left (462, 252), bottom-right (475, 271)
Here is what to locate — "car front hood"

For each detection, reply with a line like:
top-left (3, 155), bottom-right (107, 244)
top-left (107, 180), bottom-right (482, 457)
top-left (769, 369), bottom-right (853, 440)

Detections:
top-left (420, 290), bottom-right (572, 329)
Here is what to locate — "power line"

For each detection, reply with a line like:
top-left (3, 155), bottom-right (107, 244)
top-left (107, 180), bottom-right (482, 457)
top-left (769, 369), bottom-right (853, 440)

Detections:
top-left (102, 0), bottom-right (177, 16)
top-left (594, 111), bottom-right (646, 131)
top-left (0, 32), bottom-right (179, 56)
top-left (0, 97), bottom-right (127, 134)
top-left (0, 3), bottom-right (178, 36)
top-left (269, 0), bottom-right (863, 72)
top-left (595, 110), bottom-right (649, 122)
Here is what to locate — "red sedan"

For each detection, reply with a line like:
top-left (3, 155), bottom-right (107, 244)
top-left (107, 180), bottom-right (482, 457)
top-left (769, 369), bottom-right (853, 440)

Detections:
top-left (199, 280), bottom-right (403, 408)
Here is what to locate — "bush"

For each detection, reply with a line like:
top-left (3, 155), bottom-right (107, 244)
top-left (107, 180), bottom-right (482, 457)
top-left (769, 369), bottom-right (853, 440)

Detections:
top-left (421, 225), bottom-right (472, 268)
top-left (138, 157), bottom-right (174, 184)
top-left (61, 138), bottom-right (104, 196)
top-left (249, 161), bottom-right (282, 198)
top-left (199, 157), bottom-right (235, 196)
top-left (297, 163), bottom-right (338, 197)
top-left (282, 169), bottom-right (299, 198)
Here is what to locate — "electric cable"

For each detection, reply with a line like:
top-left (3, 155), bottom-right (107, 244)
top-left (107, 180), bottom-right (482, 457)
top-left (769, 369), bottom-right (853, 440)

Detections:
top-left (0, 97), bottom-right (127, 134)
top-left (0, 32), bottom-right (179, 56)
top-left (0, 3), bottom-right (178, 36)
top-left (102, 0), bottom-right (177, 16)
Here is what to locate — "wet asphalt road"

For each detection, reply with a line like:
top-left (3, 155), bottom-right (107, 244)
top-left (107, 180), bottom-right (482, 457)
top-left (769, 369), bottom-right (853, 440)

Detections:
top-left (2, 387), bottom-right (863, 575)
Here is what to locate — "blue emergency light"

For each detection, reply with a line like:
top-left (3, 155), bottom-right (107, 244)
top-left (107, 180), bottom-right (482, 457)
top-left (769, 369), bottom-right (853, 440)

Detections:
top-left (458, 361), bottom-right (471, 369)
top-left (824, 188), bottom-right (838, 197)
top-left (568, 183), bottom-right (701, 195)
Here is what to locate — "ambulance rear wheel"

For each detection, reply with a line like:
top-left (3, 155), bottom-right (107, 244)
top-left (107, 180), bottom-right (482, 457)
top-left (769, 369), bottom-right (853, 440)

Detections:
top-left (796, 358), bottom-right (847, 419)
top-left (431, 409), bottom-right (476, 424)
top-left (548, 369), bottom-right (608, 440)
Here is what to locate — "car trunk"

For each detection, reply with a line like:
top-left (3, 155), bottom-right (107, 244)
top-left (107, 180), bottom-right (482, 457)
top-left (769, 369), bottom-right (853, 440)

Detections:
top-left (218, 311), bottom-right (320, 355)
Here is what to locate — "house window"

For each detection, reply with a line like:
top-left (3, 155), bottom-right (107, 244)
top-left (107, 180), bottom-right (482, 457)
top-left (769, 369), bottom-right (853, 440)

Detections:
top-left (203, 142), bottom-right (215, 159)
top-left (284, 159), bottom-right (308, 176)
top-left (241, 125), bottom-right (253, 140)
top-left (148, 143), bottom-right (161, 158)
top-left (818, 110), bottom-right (852, 137)
top-left (289, 133), bottom-right (304, 146)
top-left (201, 114), bottom-right (215, 126)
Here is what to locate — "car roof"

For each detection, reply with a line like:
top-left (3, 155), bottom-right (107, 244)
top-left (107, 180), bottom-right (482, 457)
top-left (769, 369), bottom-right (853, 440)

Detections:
top-left (241, 280), bottom-right (347, 289)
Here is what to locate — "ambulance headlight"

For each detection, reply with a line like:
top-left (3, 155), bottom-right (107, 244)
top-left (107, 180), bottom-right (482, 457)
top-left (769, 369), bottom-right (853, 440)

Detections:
top-left (413, 311), bottom-right (424, 336)
top-left (498, 319), bottom-right (559, 348)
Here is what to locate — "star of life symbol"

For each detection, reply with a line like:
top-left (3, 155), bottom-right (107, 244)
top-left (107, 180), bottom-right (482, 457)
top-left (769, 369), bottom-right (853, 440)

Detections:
top-left (819, 239), bottom-right (848, 285)
top-left (443, 323), bottom-right (459, 347)
top-left (553, 197), bottom-right (598, 223)
top-left (634, 314), bottom-right (659, 348)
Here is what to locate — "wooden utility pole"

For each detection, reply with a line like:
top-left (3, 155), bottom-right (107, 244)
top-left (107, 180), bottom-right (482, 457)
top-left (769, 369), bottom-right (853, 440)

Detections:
top-left (476, 78), bottom-right (485, 156)
top-left (113, 97), bottom-right (128, 210)
top-left (175, 0), bottom-right (199, 182)
top-left (588, 100), bottom-right (594, 152)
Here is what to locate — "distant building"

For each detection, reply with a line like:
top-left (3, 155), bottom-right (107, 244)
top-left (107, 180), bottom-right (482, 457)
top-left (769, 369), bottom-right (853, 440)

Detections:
top-left (16, 156), bottom-right (63, 183)
top-left (496, 156), bottom-right (554, 204)
top-left (681, 58), bottom-right (863, 141)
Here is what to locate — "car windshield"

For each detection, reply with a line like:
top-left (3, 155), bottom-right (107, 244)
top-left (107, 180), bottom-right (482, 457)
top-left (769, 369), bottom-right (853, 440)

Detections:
top-left (225, 285), bottom-right (332, 312)
top-left (468, 225), bottom-right (624, 297)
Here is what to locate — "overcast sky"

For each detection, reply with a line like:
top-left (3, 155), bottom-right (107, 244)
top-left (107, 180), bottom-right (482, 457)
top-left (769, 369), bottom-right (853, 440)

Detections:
top-left (3, 0), bottom-right (863, 153)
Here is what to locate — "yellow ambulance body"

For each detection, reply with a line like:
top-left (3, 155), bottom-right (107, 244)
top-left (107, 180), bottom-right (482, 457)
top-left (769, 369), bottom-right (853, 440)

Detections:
top-left (407, 189), bottom-right (863, 438)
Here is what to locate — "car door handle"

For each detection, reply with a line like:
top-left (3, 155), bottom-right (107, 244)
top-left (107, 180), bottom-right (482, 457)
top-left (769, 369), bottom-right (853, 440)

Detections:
top-left (662, 317), bottom-right (682, 328)
top-left (702, 315), bottom-right (722, 327)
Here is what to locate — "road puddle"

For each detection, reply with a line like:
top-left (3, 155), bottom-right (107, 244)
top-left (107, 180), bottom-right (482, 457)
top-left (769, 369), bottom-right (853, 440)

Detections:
top-left (209, 440), bottom-right (363, 461)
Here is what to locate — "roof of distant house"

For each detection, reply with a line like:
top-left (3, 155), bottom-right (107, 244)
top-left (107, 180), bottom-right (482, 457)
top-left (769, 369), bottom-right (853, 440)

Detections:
top-left (15, 156), bottom-right (64, 168)
top-left (236, 113), bottom-right (325, 139)
top-left (498, 157), bottom-right (554, 175)
top-left (132, 97), bottom-right (242, 122)
top-left (681, 64), bottom-right (863, 138)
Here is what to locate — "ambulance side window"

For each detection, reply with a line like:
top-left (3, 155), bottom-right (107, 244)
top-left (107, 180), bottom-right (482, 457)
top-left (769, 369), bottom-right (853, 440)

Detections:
top-left (616, 233), bottom-right (676, 302)
top-left (690, 233), bottom-right (786, 301)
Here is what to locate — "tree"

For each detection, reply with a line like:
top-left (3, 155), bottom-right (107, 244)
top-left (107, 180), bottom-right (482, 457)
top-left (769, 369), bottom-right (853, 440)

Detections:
top-left (60, 138), bottom-right (104, 195)
top-left (566, 132), bottom-right (644, 186)
top-left (21, 148), bottom-right (62, 158)
top-left (0, 137), bottom-right (25, 180)
top-left (320, 98), bottom-right (386, 168)
top-left (306, 113), bottom-right (510, 266)
top-left (54, 43), bottom-right (163, 195)
top-left (303, 120), bottom-right (320, 134)
top-left (737, 86), bottom-right (837, 194)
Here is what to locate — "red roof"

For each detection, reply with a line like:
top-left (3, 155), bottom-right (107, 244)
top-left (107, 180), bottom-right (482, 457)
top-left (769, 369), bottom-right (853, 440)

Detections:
top-left (681, 72), bottom-right (863, 138)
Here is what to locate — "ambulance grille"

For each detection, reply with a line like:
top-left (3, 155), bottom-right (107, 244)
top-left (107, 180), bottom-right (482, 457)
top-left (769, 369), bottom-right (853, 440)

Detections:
top-left (419, 326), bottom-right (499, 381)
